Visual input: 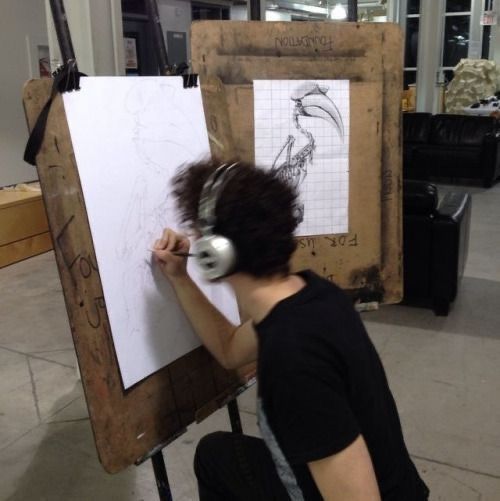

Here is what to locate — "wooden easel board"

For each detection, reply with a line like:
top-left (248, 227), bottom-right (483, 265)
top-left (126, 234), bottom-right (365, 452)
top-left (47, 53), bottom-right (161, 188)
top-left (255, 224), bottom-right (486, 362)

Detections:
top-left (191, 21), bottom-right (404, 304)
top-left (22, 80), bottom-right (241, 473)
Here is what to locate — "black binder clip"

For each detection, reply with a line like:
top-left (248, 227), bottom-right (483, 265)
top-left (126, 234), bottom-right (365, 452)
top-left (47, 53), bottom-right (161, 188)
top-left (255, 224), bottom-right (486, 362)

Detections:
top-left (182, 73), bottom-right (198, 89)
top-left (24, 60), bottom-right (86, 166)
top-left (172, 62), bottom-right (198, 89)
top-left (53, 59), bottom-right (85, 93)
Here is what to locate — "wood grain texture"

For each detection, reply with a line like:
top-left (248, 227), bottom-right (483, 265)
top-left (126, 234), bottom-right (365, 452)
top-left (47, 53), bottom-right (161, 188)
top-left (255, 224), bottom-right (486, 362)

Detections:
top-left (0, 190), bottom-right (43, 208)
top-left (0, 232), bottom-right (52, 268)
top-left (191, 20), bottom-right (403, 304)
top-left (0, 191), bottom-right (52, 267)
top-left (22, 79), bottom-right (240, 473)
top-left (0, 194), bottom-right (48, 245)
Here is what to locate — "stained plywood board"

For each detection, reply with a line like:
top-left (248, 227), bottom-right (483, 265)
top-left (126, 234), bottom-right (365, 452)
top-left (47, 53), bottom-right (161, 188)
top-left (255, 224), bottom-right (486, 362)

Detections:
top-left (0, 191), bottom-right (52, 267)
top-left (0, 233), bottom-right (52, 268)
top-left (0, 194), bottom-right (48, 245)
top-left (191, 21), bottom-right (403, 303)
top-left (22, 79), bottom-right (241, 473)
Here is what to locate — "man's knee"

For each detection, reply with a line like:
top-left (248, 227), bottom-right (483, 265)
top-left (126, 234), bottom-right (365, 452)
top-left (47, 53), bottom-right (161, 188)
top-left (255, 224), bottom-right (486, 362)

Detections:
top-left (194, 431), bottom-right (231, 479)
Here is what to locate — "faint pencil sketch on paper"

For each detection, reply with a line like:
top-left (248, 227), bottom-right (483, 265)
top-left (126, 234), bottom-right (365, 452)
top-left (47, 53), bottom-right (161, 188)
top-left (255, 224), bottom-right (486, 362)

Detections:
top-left (63, 77), bottom-right (240, 389)
top-left (270, 82), bottom-right (345, 223)
top-left (116, 80), bottom-right (197, 341)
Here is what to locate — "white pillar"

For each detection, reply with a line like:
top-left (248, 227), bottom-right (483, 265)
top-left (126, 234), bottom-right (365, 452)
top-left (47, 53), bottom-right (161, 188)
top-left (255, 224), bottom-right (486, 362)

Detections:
top-left (45, 0), bottom-right (125, 76)
top-left (386, 0), bottom-right (400, 23)
top-left (415, 0), bottom-right (444, 112)
top-left (488, 0), bottom-right (499, 61)
top-left (469, 0), bottom-right (486, 59)
top-left (415, 0), bottom-right (489, 112)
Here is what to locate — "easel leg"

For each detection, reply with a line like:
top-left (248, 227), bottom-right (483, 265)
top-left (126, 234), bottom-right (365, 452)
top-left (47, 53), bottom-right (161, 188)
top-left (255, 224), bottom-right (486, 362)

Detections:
top-left (149, 400), bottom-right (242, 500)
top-left (227, 398), bottom-right (243, 434)
top-left (151, 451), bottom-right (173, 501)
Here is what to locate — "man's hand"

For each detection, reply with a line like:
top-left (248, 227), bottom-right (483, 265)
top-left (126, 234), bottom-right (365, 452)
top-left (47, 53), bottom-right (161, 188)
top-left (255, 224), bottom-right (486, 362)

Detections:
top-left (153, 228), bottom-right (191, 281)
top-left (151, 229), bottom-right (258, 371)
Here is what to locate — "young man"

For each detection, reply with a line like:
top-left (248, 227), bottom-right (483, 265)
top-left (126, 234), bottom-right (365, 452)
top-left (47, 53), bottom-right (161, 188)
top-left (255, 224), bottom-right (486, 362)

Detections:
top-left (153, 159), bottom-right (430, 501)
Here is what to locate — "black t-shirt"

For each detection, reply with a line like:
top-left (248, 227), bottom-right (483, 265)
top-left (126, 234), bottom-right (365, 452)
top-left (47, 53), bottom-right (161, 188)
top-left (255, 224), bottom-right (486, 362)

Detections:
top-left (255, 270), bottom-right (429, 500)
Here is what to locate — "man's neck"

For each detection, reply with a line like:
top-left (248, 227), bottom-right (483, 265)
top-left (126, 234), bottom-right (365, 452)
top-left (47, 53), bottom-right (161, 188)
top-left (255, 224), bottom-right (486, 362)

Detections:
top-left (225, 272), bottom-right (306, 324)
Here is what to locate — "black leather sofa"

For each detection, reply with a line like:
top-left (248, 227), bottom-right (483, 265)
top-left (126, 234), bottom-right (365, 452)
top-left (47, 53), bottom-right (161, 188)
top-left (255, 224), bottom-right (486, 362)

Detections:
top-left (403, 113), bottom-right (500, 187)
top-left (403, 180), bottom-right (471, 316)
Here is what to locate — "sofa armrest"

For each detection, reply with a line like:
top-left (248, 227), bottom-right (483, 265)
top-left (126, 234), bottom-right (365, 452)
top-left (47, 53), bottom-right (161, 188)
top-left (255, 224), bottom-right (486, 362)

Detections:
top-left (482, 134), bottom-right (500, 187)
top-left (436, 192), bottom-right (471, 222)
top-left (431, 192), bottom-right (472, 305)
top-left (493, 136), bottom-right (500, 184)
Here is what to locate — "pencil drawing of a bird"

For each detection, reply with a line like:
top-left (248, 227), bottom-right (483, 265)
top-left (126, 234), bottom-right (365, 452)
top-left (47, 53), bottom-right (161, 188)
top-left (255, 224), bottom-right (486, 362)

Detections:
top-left (271, 82), bottom-right (344, 222)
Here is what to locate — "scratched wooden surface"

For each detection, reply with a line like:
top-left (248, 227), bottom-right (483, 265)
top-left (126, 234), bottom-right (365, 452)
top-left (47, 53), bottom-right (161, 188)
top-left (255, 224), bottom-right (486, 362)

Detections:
top-left (22, 79), bottom-right (240, 474)
top-left (192, 21), bottom-right (403, 304)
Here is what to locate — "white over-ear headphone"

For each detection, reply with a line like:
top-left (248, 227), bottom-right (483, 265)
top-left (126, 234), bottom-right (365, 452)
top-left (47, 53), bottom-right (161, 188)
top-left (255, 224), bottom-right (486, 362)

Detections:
top-left (193, 163), bottom-right (239, 281)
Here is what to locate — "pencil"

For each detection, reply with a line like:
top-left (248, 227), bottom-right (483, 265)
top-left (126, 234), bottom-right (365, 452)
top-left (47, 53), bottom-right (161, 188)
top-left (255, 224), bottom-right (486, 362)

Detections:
top-left (149, 249), bottom-right (196, 257)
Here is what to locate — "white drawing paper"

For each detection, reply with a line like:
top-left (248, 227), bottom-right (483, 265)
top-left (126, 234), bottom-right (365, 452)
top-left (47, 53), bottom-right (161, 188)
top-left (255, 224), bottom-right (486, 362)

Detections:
top-left (63, 77), bottom-right (239, 389)
top-left (254, 80), bottom-right (350, 236)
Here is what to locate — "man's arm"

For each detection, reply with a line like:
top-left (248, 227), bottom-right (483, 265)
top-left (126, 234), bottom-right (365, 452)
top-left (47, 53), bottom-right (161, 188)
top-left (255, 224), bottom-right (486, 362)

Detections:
top-left (153, 228), bottom-right (258, 370)
top-left (308, 435), bottom-right (381, 501)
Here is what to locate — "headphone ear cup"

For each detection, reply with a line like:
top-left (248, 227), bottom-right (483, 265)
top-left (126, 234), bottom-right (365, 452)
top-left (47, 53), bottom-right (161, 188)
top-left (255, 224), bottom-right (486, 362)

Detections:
top-left (193, 235), bottom-right (237, 281)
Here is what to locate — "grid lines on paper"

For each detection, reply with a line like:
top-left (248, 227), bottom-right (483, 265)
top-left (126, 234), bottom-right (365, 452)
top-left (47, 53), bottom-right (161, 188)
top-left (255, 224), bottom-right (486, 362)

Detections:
top-left (253, 80), bottom-right (350, 237)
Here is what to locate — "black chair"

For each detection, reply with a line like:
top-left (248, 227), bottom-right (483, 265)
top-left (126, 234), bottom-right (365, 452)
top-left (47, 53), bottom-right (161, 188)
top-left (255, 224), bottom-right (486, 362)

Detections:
top-left (403, 112), bottom-right (432, 180)
top-left (403, 180), bottom-right (471, 316)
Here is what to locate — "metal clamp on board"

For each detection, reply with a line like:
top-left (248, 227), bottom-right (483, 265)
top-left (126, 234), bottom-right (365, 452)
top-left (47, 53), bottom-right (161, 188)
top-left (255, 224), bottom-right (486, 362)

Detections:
top-left (182, 73), bottom-right (199, 89)
top-left (24, 60), bottom-right (86, 166)
top-left (172, 61), bottom-right (198, 89)
top-left (52, 59), bottom-right (85, 93)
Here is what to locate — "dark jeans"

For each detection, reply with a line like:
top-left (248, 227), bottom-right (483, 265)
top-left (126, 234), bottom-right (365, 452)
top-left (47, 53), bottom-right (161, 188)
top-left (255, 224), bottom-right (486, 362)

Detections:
top-left (194, 432), bottom-right (430, 501)
top-left (194, 431), bottom-right (290, 501)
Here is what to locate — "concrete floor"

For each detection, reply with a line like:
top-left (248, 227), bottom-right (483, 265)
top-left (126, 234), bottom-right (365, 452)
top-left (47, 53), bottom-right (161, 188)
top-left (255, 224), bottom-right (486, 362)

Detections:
top-left (1, 183), bottom-right (499, 501)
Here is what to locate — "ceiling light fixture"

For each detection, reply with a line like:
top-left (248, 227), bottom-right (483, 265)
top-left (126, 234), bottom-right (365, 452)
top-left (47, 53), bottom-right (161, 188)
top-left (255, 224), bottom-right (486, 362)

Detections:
top-left (330, 2), bottom-right (347, 20)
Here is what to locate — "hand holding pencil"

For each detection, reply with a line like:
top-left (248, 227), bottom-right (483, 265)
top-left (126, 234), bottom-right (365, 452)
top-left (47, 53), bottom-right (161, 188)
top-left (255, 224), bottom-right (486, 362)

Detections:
top-left (152, 228), bottom-right (192, 280)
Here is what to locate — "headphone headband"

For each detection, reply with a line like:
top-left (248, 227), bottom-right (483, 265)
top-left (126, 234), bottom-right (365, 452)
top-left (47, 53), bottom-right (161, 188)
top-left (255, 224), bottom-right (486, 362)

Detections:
top-left (198, 162), bottom-right (238, 236)
top-left (194, 162), bottom-right (239, 280)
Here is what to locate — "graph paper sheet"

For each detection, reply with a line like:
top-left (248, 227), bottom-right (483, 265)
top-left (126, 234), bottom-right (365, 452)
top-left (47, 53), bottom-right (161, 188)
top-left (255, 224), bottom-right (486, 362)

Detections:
top-left (254, 80), bottom-right (350, 236)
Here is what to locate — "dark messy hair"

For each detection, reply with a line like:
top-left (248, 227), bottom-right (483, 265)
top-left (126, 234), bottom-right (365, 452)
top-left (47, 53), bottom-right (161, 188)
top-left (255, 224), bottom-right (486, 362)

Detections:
top-left (172, 158), bottom-right (300, 278)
